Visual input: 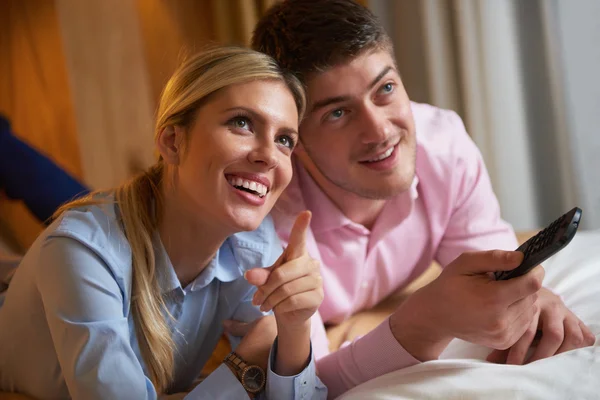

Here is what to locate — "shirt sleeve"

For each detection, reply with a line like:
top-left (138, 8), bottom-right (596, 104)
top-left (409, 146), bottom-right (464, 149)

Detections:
top-left (434, 111), bottom-right (518, 267)
top-left (266, 338), bottom-right (328, 400)
top-left (185, 363), bottom-right (255, 399)
top-left (226, 297), bottom-right (328, 399)
top-left (314, 318), bottom-right (419, 399)
top-left (0, 115), bottom-right (89, 223)
top-left (36, 237), bottom-right (157, 399)
top-left (186, 339), bottom-right (328, 400)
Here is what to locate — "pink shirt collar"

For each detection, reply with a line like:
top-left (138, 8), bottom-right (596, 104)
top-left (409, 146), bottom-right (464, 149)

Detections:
top-left (294, 156), bottom-right (420, 235)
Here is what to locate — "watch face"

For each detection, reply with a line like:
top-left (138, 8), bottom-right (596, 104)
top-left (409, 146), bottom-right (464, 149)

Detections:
top-left (242, 365), bottom-right (266, 393)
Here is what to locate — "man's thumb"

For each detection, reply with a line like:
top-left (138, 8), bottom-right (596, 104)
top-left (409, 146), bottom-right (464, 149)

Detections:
top-left (455, 250), bottom-right (524, 273)
top-left (223, 320), bottom-right (251, 337)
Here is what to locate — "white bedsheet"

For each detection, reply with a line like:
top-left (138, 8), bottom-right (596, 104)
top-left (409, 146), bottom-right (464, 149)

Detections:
top-left (340, 230), bottom-right (600, 400)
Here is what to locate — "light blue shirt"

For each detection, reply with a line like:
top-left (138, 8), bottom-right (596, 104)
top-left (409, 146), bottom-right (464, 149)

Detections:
top-left (0, 202), bottom-right (327, 399)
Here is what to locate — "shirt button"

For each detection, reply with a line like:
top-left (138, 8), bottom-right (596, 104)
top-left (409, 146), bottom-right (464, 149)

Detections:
top-left (361, 281), bottom-right (369, 289)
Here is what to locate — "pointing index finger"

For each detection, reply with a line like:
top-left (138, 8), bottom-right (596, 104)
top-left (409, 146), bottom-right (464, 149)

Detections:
top-left (284, 210), bottom-right (312, 261)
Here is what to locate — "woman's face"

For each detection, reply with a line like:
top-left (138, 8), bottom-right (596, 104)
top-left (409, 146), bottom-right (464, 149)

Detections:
top-left (171, 79), bottom-right (299, 233)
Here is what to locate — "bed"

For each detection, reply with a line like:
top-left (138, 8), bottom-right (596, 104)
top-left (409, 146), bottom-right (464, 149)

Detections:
top-left (1, 231), bottom-right (598, 399)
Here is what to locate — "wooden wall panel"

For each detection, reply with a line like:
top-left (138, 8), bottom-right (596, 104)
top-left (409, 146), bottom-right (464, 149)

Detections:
top-left (135, 0), bottom-right (217, 106)
top-left (0, 0), bottom-right (81, 250)
top-left (56, 0), bottom-right (156, 189)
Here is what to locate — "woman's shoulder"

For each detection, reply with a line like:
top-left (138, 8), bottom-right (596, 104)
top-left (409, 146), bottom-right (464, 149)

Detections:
top-left (46, 199), bottom-right (132, 271)
top-left (12, 199), bottom-right (134, 307)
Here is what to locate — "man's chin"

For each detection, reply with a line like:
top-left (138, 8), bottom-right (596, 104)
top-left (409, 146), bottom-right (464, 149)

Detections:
top-left (352, 169), bottom-right (415, 200)
top-left (354, 184), bottom-right (409, 200)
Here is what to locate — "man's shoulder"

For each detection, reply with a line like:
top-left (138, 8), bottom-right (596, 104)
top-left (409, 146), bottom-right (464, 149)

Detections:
top-left (411, 102), bottom-right (482, 174)
top-left (412, 102), bottom-right (472, 151)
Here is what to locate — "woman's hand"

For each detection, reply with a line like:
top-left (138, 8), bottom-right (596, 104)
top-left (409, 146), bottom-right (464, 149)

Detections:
top-left (245, 211), bottom-right (323, 375)
top-left (246, 211), bottom-right (323, 331)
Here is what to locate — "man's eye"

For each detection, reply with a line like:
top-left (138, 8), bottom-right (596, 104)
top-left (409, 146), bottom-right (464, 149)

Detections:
top-left (330, 109), bottom-right (345, 119)
top-left (381, 83), bottom-right (394, 93)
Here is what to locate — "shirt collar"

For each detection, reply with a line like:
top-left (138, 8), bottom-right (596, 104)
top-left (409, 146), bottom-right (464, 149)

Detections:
top-left (295, 157), bottom-right (420, 234)
top-left (153, 218), bottom-right (276, 294)
top-left (295, 158), bottom-right (352, 234)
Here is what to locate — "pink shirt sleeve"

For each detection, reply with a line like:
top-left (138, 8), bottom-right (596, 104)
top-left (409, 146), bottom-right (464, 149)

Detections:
top-left (434, 112), bottom-right (518, 267)
top-left (312, 317), bottom-right (419, 399)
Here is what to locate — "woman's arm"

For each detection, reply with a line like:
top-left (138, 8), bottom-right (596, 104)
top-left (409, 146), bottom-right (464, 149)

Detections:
top-left (244, 211), bottom-right (328, 399)
top-left (223, 291), bottom-right (326, 399)
top-left (247, 212), bottom-right (321, 375)
top-left (37, 237), bottom-right (157, 399)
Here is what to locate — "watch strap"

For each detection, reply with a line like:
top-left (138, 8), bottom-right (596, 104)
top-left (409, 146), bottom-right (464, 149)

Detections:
top-left (225, 351), bottom-right (249, 374)
top-left (223, 351), bottom-right (265, 397)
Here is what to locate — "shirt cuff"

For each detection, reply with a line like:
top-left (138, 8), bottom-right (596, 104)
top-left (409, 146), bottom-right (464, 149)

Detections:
top-left (186, 363), bottom-right (248, 399)
top-left (352, 317), bottom-right (421, 380)
top-left (267, 338), bottom-right (327, 400)
top-left (316, 317), bottom-right (421, 398)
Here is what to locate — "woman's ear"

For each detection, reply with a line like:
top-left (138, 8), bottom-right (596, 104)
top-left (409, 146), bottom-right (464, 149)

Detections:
top-left (157, 125), bottom-right (185, 165)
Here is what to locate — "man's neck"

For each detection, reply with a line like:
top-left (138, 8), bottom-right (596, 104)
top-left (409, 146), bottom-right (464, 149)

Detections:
top-left (299, 159), bottom-right (386, 230)
top-left (336, 195), bottom-right (386, 231)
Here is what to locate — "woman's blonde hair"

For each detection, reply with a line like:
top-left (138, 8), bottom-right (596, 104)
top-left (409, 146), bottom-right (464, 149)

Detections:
top-left (55, 46), bottom-right (306, 392)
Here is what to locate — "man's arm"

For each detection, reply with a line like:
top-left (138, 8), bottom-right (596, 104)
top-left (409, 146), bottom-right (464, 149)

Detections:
top-left (0, 115), bottom-right (89, 223)
top-left (314, 316), bottom-right (420, 399)
top-left (433, 111), bottom-right (594, 365)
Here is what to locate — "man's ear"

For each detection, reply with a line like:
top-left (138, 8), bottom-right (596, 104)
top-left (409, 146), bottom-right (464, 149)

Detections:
top-left (157, 125), bottom-right (185, 165)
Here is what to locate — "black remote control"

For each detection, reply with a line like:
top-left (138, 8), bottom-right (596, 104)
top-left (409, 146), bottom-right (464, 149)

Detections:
top-left (495, 207), bottom-right (582, 280)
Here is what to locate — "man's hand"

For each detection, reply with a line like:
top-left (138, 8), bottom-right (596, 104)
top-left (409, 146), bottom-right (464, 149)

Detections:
top-left (487, 287), bottom-right (595, 364)
top-left (390, 250), bottom-right (544, 361)
top-left (223, 315), bottom-right (277, 371)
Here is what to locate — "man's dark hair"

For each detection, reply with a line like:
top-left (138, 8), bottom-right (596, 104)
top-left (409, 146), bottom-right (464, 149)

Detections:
top-left (252, 0), bottom-right (392, 83)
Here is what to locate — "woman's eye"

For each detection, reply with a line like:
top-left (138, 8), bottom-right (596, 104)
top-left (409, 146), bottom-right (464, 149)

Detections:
top-left (229, 116), bottom-right (252, 131)
top-left (277, 135), bottom-right (295, 150)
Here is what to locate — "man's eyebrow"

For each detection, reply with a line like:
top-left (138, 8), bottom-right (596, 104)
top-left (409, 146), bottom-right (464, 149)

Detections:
top-left (310, 65), bottom-right (395, 113)
top-left (311, 95), bottom-right (352, 113)
top-left (367, 65), bottom-right (394, 91)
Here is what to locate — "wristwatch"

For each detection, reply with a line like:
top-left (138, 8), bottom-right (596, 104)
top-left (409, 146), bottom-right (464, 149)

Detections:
top-left (223, 351), bottom-right (266, 395)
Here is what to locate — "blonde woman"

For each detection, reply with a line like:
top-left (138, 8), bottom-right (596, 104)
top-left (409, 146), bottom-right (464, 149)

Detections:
top-left (0, 47), bottom-right (327, 399)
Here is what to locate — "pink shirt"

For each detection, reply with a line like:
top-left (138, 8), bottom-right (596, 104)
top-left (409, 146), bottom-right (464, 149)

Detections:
top-left (273, 102), bottom-right (519, 398)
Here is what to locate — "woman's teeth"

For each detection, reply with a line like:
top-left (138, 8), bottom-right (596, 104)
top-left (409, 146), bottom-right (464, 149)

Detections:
top-left (367, 146), bottom-right (394, 162)
top-left (228, 177), bottom-right (268, 197)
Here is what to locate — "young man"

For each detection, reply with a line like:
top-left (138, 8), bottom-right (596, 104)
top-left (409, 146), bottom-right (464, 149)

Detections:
top-left (250, 0), bottom-right (595, 397)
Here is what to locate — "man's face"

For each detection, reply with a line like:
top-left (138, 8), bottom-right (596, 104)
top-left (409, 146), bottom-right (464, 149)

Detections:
top-left (297, 49), bottom-right (417, 199)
